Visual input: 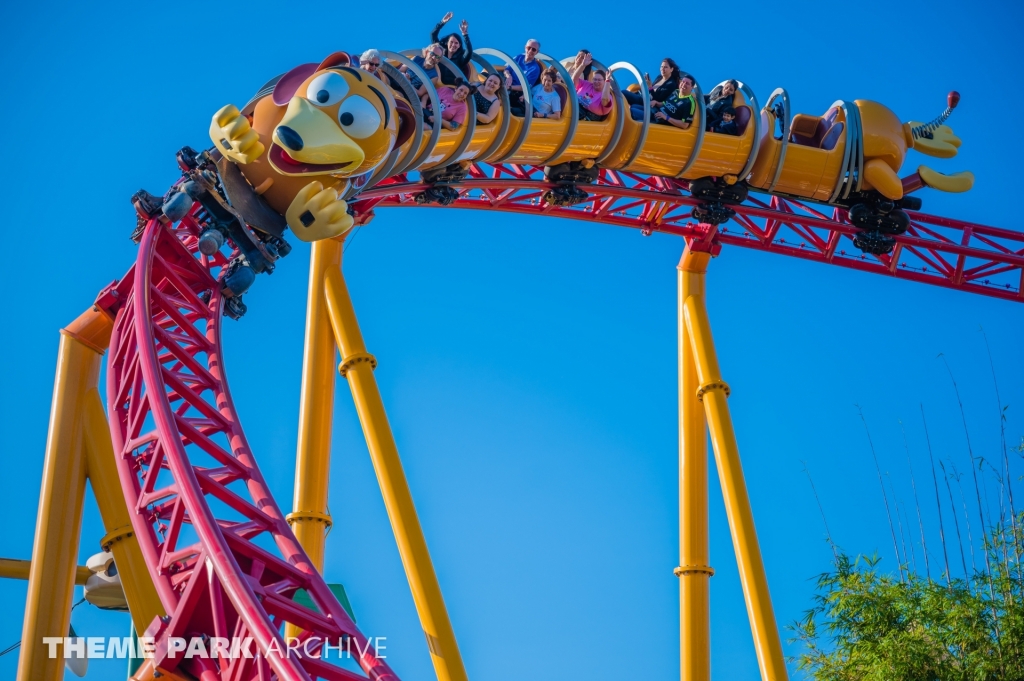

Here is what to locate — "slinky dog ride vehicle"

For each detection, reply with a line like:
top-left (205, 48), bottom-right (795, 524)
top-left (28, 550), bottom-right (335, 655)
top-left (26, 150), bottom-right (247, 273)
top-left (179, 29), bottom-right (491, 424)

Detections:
top-left (134, 48), bottom-right (970, 318)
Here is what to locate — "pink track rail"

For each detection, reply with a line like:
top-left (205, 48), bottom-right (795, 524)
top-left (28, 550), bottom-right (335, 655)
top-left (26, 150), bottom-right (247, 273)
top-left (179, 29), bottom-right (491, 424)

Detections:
top-left (105, 210), bottom-right (399, 681)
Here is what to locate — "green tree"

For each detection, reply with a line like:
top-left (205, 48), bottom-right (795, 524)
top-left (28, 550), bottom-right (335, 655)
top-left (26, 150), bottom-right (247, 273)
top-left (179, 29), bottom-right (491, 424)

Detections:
top-left (790, 519), bottom-right (1024, 681)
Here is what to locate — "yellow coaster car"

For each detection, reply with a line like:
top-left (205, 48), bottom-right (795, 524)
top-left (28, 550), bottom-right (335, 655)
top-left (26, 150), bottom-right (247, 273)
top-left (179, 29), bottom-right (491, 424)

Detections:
top-left (750, 88), bottom-right (974, 206)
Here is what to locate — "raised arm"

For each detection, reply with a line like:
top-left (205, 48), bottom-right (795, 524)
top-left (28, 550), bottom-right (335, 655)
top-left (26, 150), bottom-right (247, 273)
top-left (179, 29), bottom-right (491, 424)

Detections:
top-left (600, 76), bottom-right (613, 106)
top-left (459, 20), bottom-right (472, 61)
top-left (568, 53), bottom-right (587, 85)
top-left (431, 12), bottom-right (453, 44)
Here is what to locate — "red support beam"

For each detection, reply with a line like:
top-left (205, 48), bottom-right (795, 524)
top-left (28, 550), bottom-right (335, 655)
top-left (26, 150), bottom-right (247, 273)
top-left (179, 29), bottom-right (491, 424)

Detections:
top-left (355, 163), bottom-right (1024, 304)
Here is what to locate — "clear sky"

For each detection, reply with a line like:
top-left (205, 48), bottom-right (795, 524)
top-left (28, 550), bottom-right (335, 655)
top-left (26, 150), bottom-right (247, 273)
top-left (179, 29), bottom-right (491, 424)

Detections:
top-left (1, 1), bottom-right (1022, 679)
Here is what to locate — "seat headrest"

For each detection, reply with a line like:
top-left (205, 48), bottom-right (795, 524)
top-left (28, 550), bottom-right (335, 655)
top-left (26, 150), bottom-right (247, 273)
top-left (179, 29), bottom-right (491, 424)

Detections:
top-left (734, 105), bottom-right (751, 135)
top-left (790, 114), bottom-right (823, 138)
top-left (554, 83), bottom-right (568, 110)
top-left (820, 121), bottom-right (844, 151)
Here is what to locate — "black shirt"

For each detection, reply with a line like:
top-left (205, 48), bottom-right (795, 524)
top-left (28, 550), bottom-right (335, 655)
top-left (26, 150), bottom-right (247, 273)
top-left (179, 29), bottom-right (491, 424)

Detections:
top-left (706, 96), bottom-right (734, 130)
top-left (473, 90), bottom-right (497, 115)
top-left (430, 21), bottom-right (473, 86)
top-left (650, 76), bottom-right (679, 103)
top-left (716, 119), bottom-right (739, 135)
top-left (659, 91), bottom-right (696, 124)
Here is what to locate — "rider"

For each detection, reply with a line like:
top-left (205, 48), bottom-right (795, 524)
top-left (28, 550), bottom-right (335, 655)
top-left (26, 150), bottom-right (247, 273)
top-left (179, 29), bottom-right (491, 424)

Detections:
top-left (430, 12), bottom-right (474, 86)
top-left (650, 74), bottom-right (697, 129)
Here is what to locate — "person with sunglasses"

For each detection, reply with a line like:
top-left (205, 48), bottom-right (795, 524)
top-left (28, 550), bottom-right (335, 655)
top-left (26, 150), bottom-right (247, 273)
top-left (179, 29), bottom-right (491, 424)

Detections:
top-left (359, 49), bottom-right (384, 80)
top-left (504, 39), bottom-right (542, 117)
top-left (402, 43), bottom-right (445, 106)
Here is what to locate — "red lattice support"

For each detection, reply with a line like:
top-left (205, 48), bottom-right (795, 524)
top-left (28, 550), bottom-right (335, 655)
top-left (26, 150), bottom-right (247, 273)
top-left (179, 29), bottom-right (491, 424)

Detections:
top-left (106, 209), bottom-right (399, 681)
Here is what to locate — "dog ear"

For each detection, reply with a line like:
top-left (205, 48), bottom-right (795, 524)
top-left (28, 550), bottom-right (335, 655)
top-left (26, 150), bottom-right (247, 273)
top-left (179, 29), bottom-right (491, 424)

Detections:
top-left (272, 63), bottom-right (320, 106)
top-left (393, 98), bottom-right (416, 149)
top-left (317, 51), bottom-right (351, 70)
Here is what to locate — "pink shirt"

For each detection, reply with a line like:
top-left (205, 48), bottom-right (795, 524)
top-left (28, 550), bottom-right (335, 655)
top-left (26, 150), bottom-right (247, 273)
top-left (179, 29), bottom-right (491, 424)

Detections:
top-left (576, 80), bottom-right (612, 116)
top-left (437, 87), bottom-right (468, 126)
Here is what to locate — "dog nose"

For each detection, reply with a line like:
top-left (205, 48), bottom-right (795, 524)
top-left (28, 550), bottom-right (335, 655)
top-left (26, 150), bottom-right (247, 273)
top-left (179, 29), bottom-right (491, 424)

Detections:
top-left (276, 126), bottom-right (304, 152)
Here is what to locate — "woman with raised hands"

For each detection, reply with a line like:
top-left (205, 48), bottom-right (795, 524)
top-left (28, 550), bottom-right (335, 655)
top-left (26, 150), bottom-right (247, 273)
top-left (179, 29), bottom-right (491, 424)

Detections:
top-left (569, 51), bottom-right (613, 122)
top-left (430, 12), bottom-right (474, 87)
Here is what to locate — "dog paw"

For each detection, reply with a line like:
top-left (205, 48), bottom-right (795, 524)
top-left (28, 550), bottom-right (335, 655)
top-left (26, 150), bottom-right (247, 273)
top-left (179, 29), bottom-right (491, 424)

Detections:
top-left (285, 182), bottom-right (354, 242)
top-left (210, 104), bottom-right (265, 164)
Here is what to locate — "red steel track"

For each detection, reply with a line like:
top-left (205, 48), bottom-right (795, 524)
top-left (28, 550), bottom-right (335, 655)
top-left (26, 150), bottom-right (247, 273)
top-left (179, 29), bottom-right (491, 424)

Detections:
top-left (96, 161), bottom-right (1023, 681)
top-left (355, 164), bottom-right (1024, 303)
top-left (104, 208), bottom-right (398, 680)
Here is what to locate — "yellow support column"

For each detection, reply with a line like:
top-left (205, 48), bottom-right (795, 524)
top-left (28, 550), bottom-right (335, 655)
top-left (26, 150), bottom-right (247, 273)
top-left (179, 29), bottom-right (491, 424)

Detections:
top-left (286, 239), bottom-right (342, 641)
top-left (677, 250), bottom-right (712, 681)
top-left (19, 307), bottom-right (165, 681)
top-left (18, 310), bottom-right (103, 681)
top-left (323, 262), bottom-right (469, 681)
top-left (288, 239), bottom-right (342, 570)
top-left (680, 247), bottom-right (789, 681)
top-left (82, 385), bottom-right (165, 630)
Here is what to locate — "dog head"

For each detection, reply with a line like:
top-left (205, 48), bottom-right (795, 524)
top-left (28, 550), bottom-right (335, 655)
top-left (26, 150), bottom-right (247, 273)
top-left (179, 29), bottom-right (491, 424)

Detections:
top-left (266, 53), bottom-right (414, 178)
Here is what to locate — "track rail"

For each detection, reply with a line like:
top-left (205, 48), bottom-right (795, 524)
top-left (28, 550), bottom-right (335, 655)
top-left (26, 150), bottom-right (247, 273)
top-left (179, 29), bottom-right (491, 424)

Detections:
top-left (106, 209), bottom-right (398, 681)
top-left (94, 154), bottom-right (1022, 681)
top-left (354, 163), bottom-right (1024, 303)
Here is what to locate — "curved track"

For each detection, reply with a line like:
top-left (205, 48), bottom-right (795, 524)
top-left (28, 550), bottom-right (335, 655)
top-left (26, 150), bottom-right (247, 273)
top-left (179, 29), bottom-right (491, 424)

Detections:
top-left (107, 209), bottom-right (397, 680)
top-left (96, 58), bottom-right (1024, 680)
top-left (105, 163), bottom-right (1024, 681)
top-left (356, 164), bottom-right (1024, 302)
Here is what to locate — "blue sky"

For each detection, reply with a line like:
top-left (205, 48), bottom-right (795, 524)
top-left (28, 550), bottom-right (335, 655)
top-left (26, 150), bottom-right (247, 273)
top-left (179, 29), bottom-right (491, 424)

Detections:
top-left (1, 1), bottom-right (1023, 679)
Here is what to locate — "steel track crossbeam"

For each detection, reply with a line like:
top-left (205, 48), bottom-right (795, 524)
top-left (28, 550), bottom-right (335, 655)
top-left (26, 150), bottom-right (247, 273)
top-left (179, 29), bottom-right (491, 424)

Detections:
top-left (354, 163), bottom-right (1024, 303)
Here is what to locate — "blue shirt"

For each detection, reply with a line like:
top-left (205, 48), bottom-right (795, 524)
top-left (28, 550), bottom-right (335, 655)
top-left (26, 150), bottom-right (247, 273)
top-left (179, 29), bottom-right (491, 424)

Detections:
top-left (408, 55), bottom-right (439, 89)
top-left (507, 54), bottom-right (542, 89)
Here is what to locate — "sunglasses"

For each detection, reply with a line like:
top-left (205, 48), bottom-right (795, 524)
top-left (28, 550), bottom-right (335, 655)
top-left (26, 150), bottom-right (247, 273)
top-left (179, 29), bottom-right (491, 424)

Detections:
top-left (361, 61), bottom-right (381, 68)
top-left (525, 46), bottom-right (538, 52)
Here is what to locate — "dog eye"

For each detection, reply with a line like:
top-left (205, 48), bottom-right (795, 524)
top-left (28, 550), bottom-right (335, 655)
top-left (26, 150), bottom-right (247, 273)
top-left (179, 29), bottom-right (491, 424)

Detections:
top-left (337, 96), bottom-right (382, 139)
top-left (305, 72), bottom-right (349, 106)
